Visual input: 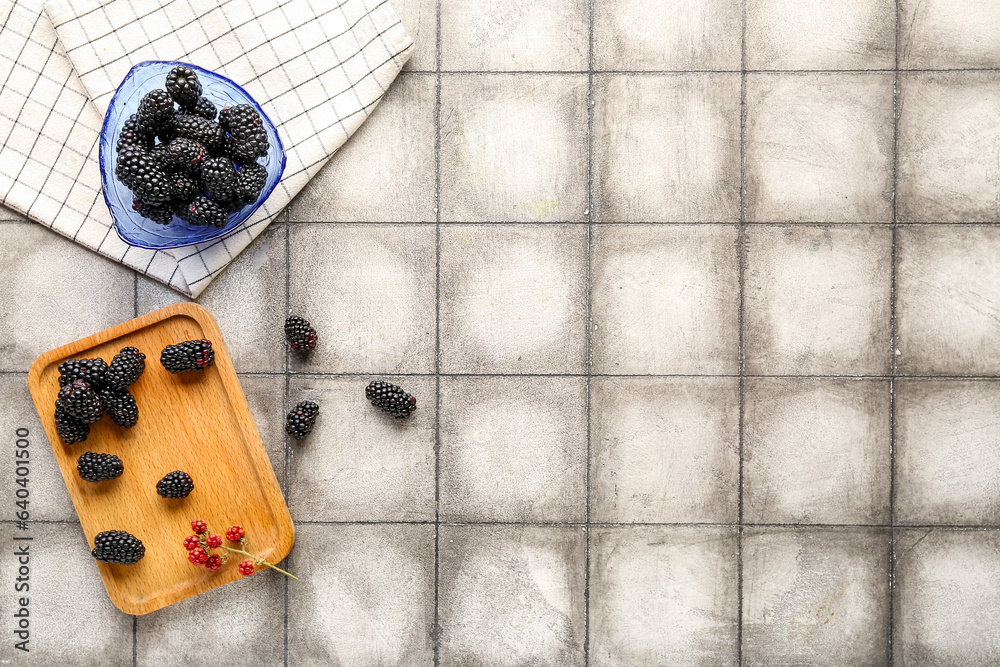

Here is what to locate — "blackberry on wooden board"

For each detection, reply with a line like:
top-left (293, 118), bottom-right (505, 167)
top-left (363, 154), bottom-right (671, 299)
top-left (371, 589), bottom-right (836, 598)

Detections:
top-left (106, 347), bottom-right (146, 389)
top-left (285, 400), bottom-right (319, 439)
top-left (156, 470), bottom-right (194, 498)
top-left (91, 530), bottom-right (145, 565)
top-left (57, 380), bottom-right (104, 424)
top-left (160, 339), bottom-right (215, 373)
top-left (58, 358), bottom-right (108, 388)
top-left (165, 65), bottom-right (202, 108)
top-left (77, 452), bottom-right (124, 482)
top-left (365, 380), bottom-right (416, 419)
top-left (100, 387), bottom-right (139, 429)
top-left (54, 405), bottom-right (89, 444)
top-left (284, 315), bottom-right (317, 352)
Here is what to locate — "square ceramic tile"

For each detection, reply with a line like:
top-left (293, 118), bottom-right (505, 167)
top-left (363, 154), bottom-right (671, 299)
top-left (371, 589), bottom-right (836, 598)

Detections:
top-left (592, 74), bottom-right (741, 222)
top-left (897, 73), bottom-right (1000, 223)
top-left (1, 373), bottom-right (75, 520)
top-left (138, 225), bottom-right (286, 374)
top-left (392, 0), bottom-right (437, 71)
top-left (289, 75), bottom-right (436, 222)
top-left (137, 564), bottom-right (284, 664)
top-left (894, 529), bottom-right (1000, 665)
top-left (288, 523), bottom-right (435, 665)
top-left (289, 224), bottom-right (437, 374)
top-left (743, 528), bottom-right (890, 666)
top-left (743, 378), bottom-right (891, 525)
top-left (590, 377), bottom-right (739, 523)
top-left (592, 0), bottom-right (741, 71)
top-left (896, 381), bottom-right (1000, 525)
top-left (438, 525), bottom-right (586, 667)
top-left (441, 0), bottom-right (588, 71)
top-left (238, 374), bottom-right (287, 490)
top-left (287, 375), bottom-right (435, 521)
top-left (896, 226), bottom-right (1000, 375)
top-left (745, 0), bottom-right (895, 70)
top-left (0, 523), bottom-right (133, 664)
top-left (0, 224), bottom-right (134, 372)
top-left (439, 376), bottom-right (587, 522)
top-left (439, 74), bottom-right (588, 222)
top-left (744, 226), bottom-right (893, 376)
top-left (899, 0), bottom-right (1000, 69)
top-left (589, 526), bottom-right (739, 667)
top-left (439, 225), bottom-right (587, 374)
top-left (745, 73), bottom-right (894, 222)
top-left (591, 225), bottom-right (740, 374)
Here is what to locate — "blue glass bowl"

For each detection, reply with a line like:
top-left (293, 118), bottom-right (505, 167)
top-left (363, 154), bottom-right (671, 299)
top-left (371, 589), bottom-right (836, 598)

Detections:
top-left (99, 61), bottom-right (285, 250)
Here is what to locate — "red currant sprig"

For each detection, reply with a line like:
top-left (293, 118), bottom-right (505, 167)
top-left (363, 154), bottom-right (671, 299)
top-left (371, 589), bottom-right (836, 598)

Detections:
top-left (181, 519), bottom-right (296, 579)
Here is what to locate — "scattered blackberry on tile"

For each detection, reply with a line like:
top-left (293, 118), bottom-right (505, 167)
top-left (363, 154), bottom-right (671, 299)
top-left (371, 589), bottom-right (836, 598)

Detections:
top-left (91, 530), bottom-right (145, 565)
top-left (116, 113), bottom-right (153, 152)
top-left (156, 470), bottom-right (195, 498)
top-left (284, 315), bottom-right (317, 352)
top-left (200, 156), bottom-right (237, 198)
top-left (172, 114), bottom-right (225, 153)
top-left (365, 380), bottom-right (416, 419)
top-left (190, 96), bottom-right (217, 120)
top-left (106, 347), bottom-right (146, 389)
top-left (116, 145), bottom-right (172, 204)
top-left (219, 104), bottom-right (268, 164)
top-left (77, 452), bottom-right (124, 482)
top-left (135, 89), bottom-right (175, 136)
top-left (165, 65), bottom-right (202, 108)
top-left (57, 379), bottom-right (105, 424)
top-left (54, 405), bottom-right (89, 444)
top-left (186, 195), bottom-right (229, 228)
top-left (58, 358), bottom-right (109, 387)
top-left (285, 400), bottom-right (319, 439)
top-left (100, 387), bottom-right (139, 428)
top-left (132, 198), bottom-right (173, 225)
top-left (235, 163), bottom-right (267, 205)
top-left (162, 137), bottom-right (206, 171)
top-left (160, 339), bottom-right (215, 373)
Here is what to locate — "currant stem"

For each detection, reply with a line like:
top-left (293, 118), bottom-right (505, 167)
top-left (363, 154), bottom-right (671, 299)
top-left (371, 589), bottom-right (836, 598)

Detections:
top-left (222, 545), bottom-right (298, 580)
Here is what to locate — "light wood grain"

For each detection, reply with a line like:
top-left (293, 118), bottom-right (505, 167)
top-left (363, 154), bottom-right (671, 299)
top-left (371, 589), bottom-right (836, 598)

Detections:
top-left (27, 302), bottom-right (294, 615)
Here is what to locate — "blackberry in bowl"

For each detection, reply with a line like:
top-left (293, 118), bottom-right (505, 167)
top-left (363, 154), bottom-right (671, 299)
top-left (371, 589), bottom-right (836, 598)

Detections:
top-left (99, 61), bottom-right (285, 250)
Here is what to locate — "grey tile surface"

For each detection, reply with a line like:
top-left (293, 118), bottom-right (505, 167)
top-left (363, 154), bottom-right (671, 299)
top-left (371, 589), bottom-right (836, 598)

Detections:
top-left (899, 0), bottom-right (1000, 69)
top-left (896, 226), bottom-right (1000, 375)
top-left (744, 378), bottom-right (891, 525)
top-left (590, 377), bottom-right (740, 523)
top-left (589, 526), bottom-right (739, 666)
top-left (743, 528), bottom-right (890, 666)
top-left (439, 376), bottom-right (587, 522)
top-left (592, 74), bottom-right (741, 222)
top-left (438, 524), bottom-right (586, 667)
top-left (745, 73), bottom-right (894, 222)
top-left (392, 0), bottom-right (438, 71)
top-left (591, 225), bottom-right (740, 374)
top-left (744, 225), bottom-right (893, 376)
top-left (287, 523), bottom-right (435, 666)
top-left (895, 529), bottom-right (1000, 665)
top-left (239, 374), bottom-right (288, 489)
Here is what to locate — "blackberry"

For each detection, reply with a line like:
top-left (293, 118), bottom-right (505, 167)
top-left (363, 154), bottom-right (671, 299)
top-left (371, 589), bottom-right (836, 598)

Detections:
top-left (106, 347), bottom-right (146, 389)
top-left (77, 452), bottom-right (124, 482)
top-left (100, 387), bottom-right (139, 428)
top-left (149, 142), bottom-right (169, 167)
top-left (169, 171), bottom-right (198, 203)
top-left (58, 358), bottom-right (108, 388)
top-left (235, 163), bottom-right (267, 205)
top-left (186, 195), bottom-right (229, 228)
top-left (160, 339), bottom-right (215, 373)
top-left (91, 530), bottom-right (145, 565)
top-left (54, 405), bottom-right (89, 444)
top-left (200, 156), bottom-right (237, 198)
top-left (116, 113), bottom-right (153, 152)
top-left (156, 470), bottom-right (194, 498)
top-left (365, 381), bottom-right (416, 419)
top-left (219, 104), bottom-right (268, 164)
top-left (135, 89), bottom-right (175, 136)
top-left (56, 380), bottom-right (104, 424)
top-left (285, 400), bottom-right (319, 439)
top-left (165, 65), bottom-right (202, 108)
top-left (116, 145), bottom-right (172, 204)
top-left (284, 315), bottom-right (318, 352)
top-left (172, 114), bottom-right (225, 152)
top-left (162, 137), bottom-right (206, 171)
top-left (132, 198), bottom-right (173, 225)
top-left (191, 96), bottom-right (217, 120)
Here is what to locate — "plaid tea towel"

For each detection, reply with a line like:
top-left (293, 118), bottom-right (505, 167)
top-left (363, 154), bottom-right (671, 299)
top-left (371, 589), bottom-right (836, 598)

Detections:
top-left (0, 0), bottom-right (412, 297)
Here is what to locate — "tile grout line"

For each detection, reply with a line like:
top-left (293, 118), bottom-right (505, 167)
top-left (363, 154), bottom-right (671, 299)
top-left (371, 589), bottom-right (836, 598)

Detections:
top-left (583, 0), bottom-right (595, 661)
top-left (433, 0), bottom-right (443, 661)
top-left (737, 1), bottom-right (748, 663)
top-left (283, 208), bottom-right (291, 667)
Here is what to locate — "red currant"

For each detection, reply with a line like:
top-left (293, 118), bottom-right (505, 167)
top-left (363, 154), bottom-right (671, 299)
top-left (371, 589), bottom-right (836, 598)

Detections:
top-left (226, 525), bottom-right (244, 542)
top-left (191, 519), bottom-right (207, 534)
top-left (238, 559), bottom-right (254, 577)
top-left (205, 555), bottom-right (222, 571)
top-left (183, 535), bottom-right (200, 551)
top-left (206, 534), bottom-right (222, 549)
top-left (188, 547), bottom-right (208, 565)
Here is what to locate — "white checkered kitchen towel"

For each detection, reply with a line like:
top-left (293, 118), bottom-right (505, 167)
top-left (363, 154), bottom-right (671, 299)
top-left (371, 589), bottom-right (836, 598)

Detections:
top-left (0, 0), bottom-right (412, 296)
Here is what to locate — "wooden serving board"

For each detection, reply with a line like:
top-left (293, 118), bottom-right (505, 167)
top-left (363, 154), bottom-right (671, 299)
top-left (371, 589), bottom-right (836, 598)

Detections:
top-left (27, 302), bottom-right (294, 615)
